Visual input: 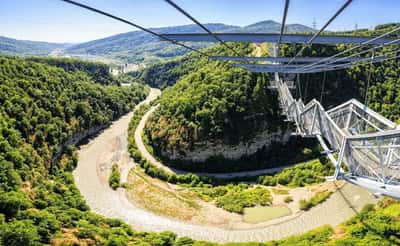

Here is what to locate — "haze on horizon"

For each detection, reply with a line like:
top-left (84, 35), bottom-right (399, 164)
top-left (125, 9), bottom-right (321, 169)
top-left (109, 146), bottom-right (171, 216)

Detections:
top-left (1, 0), bottom-right (399, 43)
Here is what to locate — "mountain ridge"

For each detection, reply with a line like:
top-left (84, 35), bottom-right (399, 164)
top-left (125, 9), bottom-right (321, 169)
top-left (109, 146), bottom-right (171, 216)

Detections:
top-left (0, 20), bottom-right (314, 64)
top-left (0, 36), bottom-right (71, 56)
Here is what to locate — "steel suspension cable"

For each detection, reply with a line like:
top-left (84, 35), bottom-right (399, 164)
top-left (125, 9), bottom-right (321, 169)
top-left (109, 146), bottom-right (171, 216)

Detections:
top-left (297, 73), bottom-right (303, 100)
top-left (294, 26), bottom-right (400, 72)
top-left (295, 37), bottom-right (400, 73)
top-left (164, 0), bottom-right (250, 62)
top-left (320, 71), bottom-right (327, 103)
top-left (285, 0), bottom-right (353, 66)
top-left (364, 51), bottom-right (375, 107)
top-left (278, 0), bottom-right (290, 46)
top-left (304, 73), bottom-right (310, 102)
top-left (300, 47), bottom-right (400, 73)
top-left (59, 0), bottom-right (209, 57)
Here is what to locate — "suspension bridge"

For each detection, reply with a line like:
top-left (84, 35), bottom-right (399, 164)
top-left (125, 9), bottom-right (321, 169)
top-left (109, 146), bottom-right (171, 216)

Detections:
top-left (60, 0), bottom-right (400, 199)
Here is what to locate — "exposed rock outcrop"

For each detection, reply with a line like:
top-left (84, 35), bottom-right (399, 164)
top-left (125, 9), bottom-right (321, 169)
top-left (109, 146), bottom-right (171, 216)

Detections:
top-left (160, 128), bottom-right (291, 163)
top-left (52, 124), bottom-right (107, 163)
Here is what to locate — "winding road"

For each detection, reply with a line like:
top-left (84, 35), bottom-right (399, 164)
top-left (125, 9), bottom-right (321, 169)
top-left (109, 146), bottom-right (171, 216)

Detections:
top-left (74, 88), bottom-right (377, 243)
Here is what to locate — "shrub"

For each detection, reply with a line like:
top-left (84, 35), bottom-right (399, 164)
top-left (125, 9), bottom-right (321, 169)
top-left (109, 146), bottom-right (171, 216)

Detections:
top-left (0, 191), bottom-right (32, 220)
top-left (299, 199), bottom-right (313, 211)
top-left (272, 188), bottom-right (289, 195)
top-left (257, 158), bottom-right (334, 188)
top-left (109, 164), bottom-right (121, 190)
top-left (174, 236), bottom-right (194, 246)
top-left (258, 175), bottom-right (277, 186)
top-left (302, 148), bottom-right (313, 155)
top-left (214, 186), bottom-right (272, 213)
top-left (0, 219), bottom-right (40, 246)
top-left (284, 196), bottom-right (293, 203)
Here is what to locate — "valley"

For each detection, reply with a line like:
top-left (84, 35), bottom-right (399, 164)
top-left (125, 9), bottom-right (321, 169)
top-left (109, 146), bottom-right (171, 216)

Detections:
top-left (73, 86), bottom-right (377, 242)
top-left (1, 1), bottom-right (400, 245)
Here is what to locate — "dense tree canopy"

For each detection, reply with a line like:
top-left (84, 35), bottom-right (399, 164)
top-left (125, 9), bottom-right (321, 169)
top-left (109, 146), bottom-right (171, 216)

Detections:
top-left (1, 22), bottom-right (400, 245)
top-left (145, 44), bottom-right (288, 164)
top-left (0, 56), bottom-right (148, 244)
top-left (27, 56), bottom-right (118, 85)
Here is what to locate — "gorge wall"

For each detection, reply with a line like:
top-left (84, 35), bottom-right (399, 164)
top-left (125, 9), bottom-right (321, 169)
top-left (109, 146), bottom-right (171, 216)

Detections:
top-left (159, 128), bottom-right (291, 163)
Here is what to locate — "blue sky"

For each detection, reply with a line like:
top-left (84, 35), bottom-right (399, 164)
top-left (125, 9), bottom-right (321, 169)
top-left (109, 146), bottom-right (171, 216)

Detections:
top-left (1, 0), bottom-right (399, 43)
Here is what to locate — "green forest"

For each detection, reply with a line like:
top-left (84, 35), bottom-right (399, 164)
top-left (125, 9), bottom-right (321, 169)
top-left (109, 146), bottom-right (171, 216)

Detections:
top-left (1, 22), bottom-right (400, 245)
top-left (139, 23), bottom-right (400, 174)
top-left (144, 44), bottom-right (289, 170)
top-left (27, 57), bottom-right (118, 86)
top-left (0, 56), bottom-right (150, 245)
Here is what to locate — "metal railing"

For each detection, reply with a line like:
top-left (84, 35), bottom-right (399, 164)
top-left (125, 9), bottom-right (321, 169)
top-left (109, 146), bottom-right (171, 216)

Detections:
top-left (276, 80), bottom-right (400, 198)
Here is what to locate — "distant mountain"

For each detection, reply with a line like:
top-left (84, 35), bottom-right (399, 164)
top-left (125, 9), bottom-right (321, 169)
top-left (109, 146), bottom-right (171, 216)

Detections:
top-left (238, 20), bottom-right (315, 33)
top-left (64, 23), bottom-right (237, 65)
top-left (0, 20), bottom-right (314, 64)
top-left (64, 20), bottom-right (314, 65)
top-left (0, 36), bottom-right (70, 56)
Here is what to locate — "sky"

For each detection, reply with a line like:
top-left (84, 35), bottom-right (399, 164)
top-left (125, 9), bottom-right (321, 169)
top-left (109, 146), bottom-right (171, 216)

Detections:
top-left (1, 0), bottom-right (399, 43)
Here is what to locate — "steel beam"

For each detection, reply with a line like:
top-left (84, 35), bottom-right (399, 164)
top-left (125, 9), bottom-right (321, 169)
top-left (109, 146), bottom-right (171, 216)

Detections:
top-left (240, 67), bottom-right (324, 73)
top-left (211, 56), bottom-right (375, 63)
top-left (160, 33), bottom-right (400, 45)
top-left (236, 65), bottom-right (340, 74)
top-left (343, 175), bottom-right (400, 199)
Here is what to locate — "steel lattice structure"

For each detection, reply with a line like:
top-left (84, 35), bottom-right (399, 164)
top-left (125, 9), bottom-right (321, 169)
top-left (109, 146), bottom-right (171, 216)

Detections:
top-left (276, 79), bottom-right (400, 198)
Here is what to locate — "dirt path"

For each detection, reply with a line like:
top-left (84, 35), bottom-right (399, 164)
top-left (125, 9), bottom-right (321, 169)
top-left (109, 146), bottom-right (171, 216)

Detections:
top-left (74, 88), bottom-right (378, 243)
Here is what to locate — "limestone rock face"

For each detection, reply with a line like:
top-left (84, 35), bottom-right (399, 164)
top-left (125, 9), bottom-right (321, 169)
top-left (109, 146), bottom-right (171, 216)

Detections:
top-left (52, 124), bottom-right (107, 163)
top-left (160, 128), bottom-right (291, 163)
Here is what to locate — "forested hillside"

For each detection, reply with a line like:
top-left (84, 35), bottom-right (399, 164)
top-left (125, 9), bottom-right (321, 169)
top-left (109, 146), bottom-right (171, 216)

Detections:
top-left (1, 20), bottom-right (399, 245)
top-left (0, 36), bottom-right (68, 56)
top-left (144, 43), bottom-right (290, 170)
top-left (0, 56), bottom-right (149, 245)
top-left (27, 57), bottom-right (117, 85)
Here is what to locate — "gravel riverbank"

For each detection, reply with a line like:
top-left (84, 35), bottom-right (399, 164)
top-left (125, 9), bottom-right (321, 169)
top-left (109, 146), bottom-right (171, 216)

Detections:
top-left (74, 88), bottom-right (377, 243)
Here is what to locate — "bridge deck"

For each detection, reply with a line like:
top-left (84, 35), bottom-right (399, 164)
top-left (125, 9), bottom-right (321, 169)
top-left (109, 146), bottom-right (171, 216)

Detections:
top-left (276, 80), bottom-right (400, 198)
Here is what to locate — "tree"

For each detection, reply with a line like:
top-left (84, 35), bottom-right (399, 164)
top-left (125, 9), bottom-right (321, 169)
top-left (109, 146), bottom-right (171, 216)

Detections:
top-left (0, 191), bottom-right (31, 219)
top-left (108, 164), bottom-right (121, 190)
top-left (0, 219), bottom-right (40, 246)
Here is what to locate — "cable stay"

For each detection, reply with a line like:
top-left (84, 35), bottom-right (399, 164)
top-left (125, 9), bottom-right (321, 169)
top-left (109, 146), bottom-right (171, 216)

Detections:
top-left (163, 0), bottom-right (249, 61)
top-left (278, 0), bottom-right (290, 47)
top-left (236, 48), bottom-right (399, 73)
top-left (320, 71), bottom-right (326, 104)
top-left (285, 0), bottom-right (353, 67)
top-left (59, 0), bottom-right (210, 58)
top-left (364, 51), bottom-right (375, 107)
top-left (295, 26), bottom-right (400, 73)
top-left (294, 37), bottom-right (400, 73)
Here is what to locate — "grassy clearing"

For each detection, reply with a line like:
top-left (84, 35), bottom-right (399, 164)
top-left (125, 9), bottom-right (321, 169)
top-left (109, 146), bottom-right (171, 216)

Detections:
top-left (191, 184), bottom-right (272, 214)
top-left (272, 188), bottom-right (289, 195)
top-left (125, 168), bottom-right (201, 220)
top-left (299, 190), bottom-right (333, 211)
top-left (243, 206), bottom-right (291, 223)
top-left (127, 103), bottom-right (338, 216)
